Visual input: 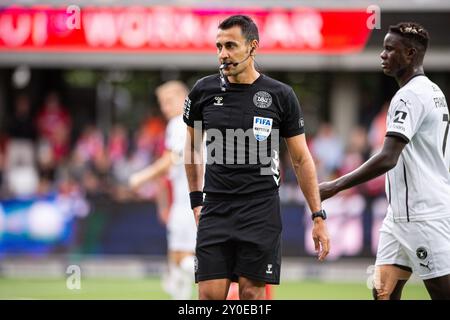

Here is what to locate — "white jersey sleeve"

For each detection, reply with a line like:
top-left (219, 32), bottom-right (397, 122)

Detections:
top-left (165, 115), bottom-right (186, 160)
top-left (165, 115), bottom-right (190, 207)
top-left (386, 90), bottom-right (428, 143)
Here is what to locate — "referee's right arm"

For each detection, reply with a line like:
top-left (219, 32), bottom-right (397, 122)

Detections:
top-left (185, 125), bottom-right (205, 225)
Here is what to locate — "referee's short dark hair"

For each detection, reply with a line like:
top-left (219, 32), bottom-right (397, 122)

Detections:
top-left (218, 15), bottom-right (259, 43)
top-left (389, 22), bottom-right (429, 53)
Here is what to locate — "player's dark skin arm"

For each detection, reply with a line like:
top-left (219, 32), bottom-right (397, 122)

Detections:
top-left (320, 135), bottom-right (407, 200)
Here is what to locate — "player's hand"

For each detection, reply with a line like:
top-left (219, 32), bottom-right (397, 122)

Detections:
top-left (312, 218), bottom-right (330, 261)
top-left (319, 181), bottom-right (338, 201)
top-left (129, 173), bottom-right (143, 190)
top-left (192, 206), bottom-right (202, 226)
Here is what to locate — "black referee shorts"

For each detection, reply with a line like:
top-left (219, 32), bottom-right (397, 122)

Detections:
top-left (195, 190), bottom-right (282, 285)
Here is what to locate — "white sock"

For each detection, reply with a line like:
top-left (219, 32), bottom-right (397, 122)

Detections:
top-left (173, 256), bottom-right (195, 300)
top-left (180, 255), bottom-right (195, 275)
top-left (162, 263), bottom-right (177, 296)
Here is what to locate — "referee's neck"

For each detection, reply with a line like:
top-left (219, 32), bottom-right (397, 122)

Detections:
top-left (228, 69), bottom-right (260, 85)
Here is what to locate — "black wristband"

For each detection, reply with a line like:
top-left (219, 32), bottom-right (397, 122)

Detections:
top-left (189, 191), bottom-right (204, 209)
top-left (311, 209), bottom-right (327, 221)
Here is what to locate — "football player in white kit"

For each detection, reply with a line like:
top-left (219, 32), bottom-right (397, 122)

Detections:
top-left (130, 81), bottom-right (197, 299)
top-left (319, 22), bottom-right (450, 299)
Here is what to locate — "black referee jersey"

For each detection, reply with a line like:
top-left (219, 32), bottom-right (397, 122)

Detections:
top-left (183, 73), bottom-right (305, 196)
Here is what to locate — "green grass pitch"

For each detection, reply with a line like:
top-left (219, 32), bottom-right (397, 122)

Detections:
top-left (0, 278), bottom-right (430, 300)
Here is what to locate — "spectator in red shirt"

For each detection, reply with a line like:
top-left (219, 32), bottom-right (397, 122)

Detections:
top-left (36, 91), bottom-right (72, 163)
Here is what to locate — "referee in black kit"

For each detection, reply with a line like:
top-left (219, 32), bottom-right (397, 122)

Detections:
top-left (184, 15), bottom-right (330, 300)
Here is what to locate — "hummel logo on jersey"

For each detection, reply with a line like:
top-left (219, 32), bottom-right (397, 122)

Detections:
top-left (183, 97), bottom-right (191, 119)
top-left (266, 264), bottom-right (273, 274)
top-left (394, 110), bottom-right (408, 124)
top-left (213, 96), bottom-right (223, 106)
top-left (271, 149), bottom-right (280, 186)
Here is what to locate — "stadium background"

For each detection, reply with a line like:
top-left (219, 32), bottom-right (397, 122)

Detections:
top-left (0, 0), bottom-right (449, 299)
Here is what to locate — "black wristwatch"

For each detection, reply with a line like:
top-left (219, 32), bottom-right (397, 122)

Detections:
top-left (311, 209), bottom-right (327, 221)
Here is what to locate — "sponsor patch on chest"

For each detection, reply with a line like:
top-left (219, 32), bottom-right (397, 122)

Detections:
top-left (253, 116), bottom-right (273, 141)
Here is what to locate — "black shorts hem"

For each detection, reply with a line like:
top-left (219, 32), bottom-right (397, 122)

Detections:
top-left (234, 270), bottom-right (280, 285)
top-left (196, 271), bottom-right (280, 285)
top-left (195, 273), bottom-right (232, 283)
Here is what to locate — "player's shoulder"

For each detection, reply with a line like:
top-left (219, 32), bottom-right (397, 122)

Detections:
top-left (258, 74), bottom-right (294, 97)
top-left (396, 75), bottom-right (442, 107)
top-left (188, 74), bottom-right (221, 102)
top-left (191, 74), bottom-right (220, 91)
top-left (166, 115), bottom-right (185, 138)
top-left (401, 75), bottom-right (439, 96)
top-left (167, 115), bottom-right (184, 128)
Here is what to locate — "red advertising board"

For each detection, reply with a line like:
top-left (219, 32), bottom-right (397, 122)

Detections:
top-left (0, 6), bottom-right (373, 54)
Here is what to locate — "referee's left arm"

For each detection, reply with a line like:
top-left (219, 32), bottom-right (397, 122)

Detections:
top-left (285, 134), bottom-right (330, 261)
top-left (285, 134), bottom-right (321, 213)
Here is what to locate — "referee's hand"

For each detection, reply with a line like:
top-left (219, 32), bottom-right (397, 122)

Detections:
top-left (192, 206), bottom-right (202, 227)
top-left (312, 218), bottom-right (330, 261)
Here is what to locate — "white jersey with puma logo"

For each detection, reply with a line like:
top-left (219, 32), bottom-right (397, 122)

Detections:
top-left (385, 75), bottom-right (450, 222)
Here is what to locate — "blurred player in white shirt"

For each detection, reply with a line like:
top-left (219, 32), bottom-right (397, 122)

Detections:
top-left (320, 22), bottom-right (450, 300)
top-left (130, 81), bottom-right (197, 299)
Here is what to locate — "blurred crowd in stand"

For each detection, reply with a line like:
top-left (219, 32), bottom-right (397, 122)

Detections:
top-left (0, 91), bottom-right (166, 202)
